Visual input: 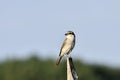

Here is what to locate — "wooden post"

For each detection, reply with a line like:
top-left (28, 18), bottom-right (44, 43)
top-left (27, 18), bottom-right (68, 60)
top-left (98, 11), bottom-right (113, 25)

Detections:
top-left (67, 57), bottom-right (78, 80)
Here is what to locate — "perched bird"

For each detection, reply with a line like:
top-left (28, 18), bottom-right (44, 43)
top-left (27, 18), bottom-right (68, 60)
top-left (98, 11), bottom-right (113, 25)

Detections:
top-left (56, 31), bottom-right (75, 65)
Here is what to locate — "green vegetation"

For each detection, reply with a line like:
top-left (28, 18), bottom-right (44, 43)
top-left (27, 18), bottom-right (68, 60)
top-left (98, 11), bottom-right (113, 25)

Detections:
top-left (0, 56), bottom-right (120, 80)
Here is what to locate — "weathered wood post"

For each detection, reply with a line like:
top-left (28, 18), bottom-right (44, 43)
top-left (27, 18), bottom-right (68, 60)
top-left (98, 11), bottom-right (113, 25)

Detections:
top-left (67, 57), bottom-right (78, 80)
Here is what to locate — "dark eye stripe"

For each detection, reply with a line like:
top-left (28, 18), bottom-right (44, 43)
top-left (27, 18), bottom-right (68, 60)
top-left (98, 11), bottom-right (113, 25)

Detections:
top-left (69, 33), bottom-right (73, 34)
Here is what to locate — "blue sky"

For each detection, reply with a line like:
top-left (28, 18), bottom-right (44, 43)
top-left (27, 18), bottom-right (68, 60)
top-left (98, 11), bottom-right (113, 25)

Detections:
top-left (0, 0), bottom-right (120, 67)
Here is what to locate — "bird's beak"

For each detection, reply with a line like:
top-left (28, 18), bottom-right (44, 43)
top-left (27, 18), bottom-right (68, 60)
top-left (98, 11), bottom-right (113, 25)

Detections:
top-left (65, 33), bottom-right (68, 35)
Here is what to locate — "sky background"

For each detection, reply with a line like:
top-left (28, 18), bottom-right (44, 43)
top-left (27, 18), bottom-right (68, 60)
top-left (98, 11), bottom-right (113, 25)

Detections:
top-left (0, 0), bottom-right (120, 67)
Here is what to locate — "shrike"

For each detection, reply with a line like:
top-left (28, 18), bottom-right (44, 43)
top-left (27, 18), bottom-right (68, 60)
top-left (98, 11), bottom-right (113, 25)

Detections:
top-left (56, 31), bottom-right (75, 65)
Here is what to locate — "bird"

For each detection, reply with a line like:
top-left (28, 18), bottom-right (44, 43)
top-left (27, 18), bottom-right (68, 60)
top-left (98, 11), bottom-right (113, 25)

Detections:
top-left (56, 31), bottom-right (75, 65)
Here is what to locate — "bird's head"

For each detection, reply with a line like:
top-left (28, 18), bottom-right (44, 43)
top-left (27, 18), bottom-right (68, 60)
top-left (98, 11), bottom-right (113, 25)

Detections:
top-left (65, 31), bottom-right (75, 39)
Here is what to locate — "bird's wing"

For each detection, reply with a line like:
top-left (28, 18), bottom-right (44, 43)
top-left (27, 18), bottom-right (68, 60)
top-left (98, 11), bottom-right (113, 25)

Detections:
top-left (59, 38), bottom-right (67, 56)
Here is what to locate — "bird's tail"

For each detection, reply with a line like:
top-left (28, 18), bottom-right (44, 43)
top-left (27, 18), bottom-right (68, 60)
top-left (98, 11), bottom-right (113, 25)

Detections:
top-left (56, 56), bottom-right (62, 65)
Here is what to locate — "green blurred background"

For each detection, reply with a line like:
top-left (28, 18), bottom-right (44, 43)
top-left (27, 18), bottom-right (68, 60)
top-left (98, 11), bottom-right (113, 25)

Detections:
top-left (0, 55), bottom-right (120, 80)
